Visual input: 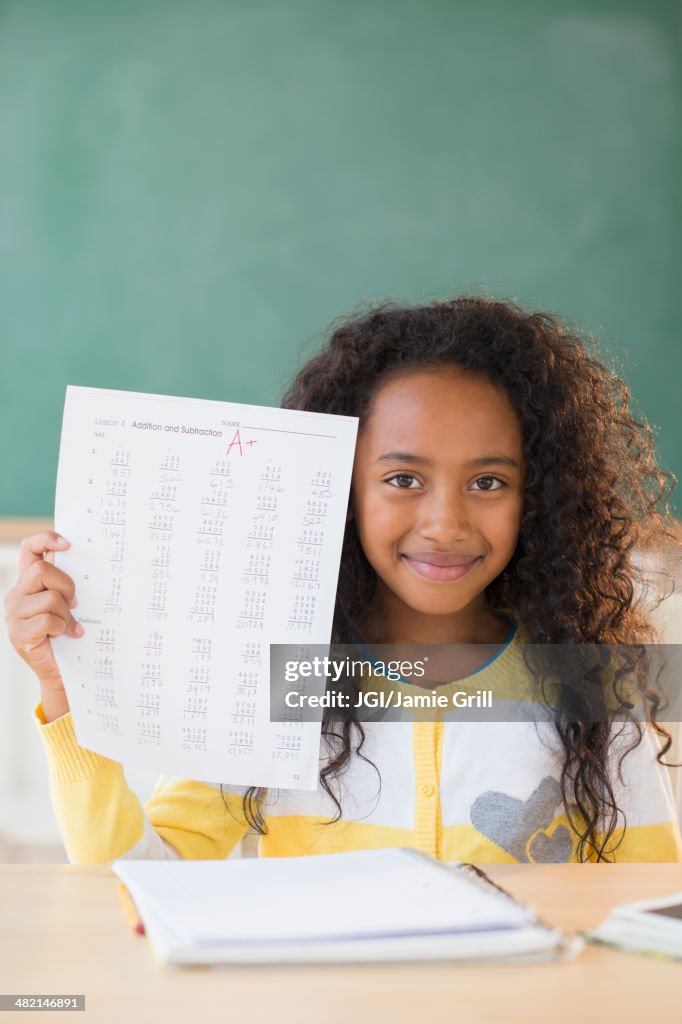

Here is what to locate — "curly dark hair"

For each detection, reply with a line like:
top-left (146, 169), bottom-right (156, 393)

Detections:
top-left (224, 295), bottom-right (678, 861)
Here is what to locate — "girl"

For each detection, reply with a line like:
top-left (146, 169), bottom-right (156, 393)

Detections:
top-left (6, 296), bottom-right (682, 864)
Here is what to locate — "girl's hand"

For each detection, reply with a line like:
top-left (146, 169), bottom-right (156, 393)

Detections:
top-left (4, 532), bottom-right (82, 714)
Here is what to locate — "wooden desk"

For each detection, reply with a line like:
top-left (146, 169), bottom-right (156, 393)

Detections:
top-left (1, 864), bottom-right (681, 1023)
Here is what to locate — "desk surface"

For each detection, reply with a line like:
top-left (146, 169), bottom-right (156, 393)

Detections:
top-left (2, 863), bottom-right (681, 1024)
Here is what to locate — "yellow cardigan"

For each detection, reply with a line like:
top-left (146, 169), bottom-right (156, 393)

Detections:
top-left (34, 633), bottom-right (682, 864)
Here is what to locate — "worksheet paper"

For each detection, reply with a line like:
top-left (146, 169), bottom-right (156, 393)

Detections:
top-left (52, 386), bottom-right (358, 789)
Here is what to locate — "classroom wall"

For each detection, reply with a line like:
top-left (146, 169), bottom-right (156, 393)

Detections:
top-left (1, 0), bottom-right (680, 515)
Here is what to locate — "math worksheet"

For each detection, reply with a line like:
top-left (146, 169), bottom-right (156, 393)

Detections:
top-left (52, 386), bottom-right (358, 789)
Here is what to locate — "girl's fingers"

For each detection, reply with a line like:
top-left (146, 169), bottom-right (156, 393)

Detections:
top-left (11, 590), bottom-right (80, 632)
top-left (18, 560), bottom-right (77, 604)
top-left (12, 613), bottom-right (75, 653)
top-left (18, 532), bottom-right (69, 576)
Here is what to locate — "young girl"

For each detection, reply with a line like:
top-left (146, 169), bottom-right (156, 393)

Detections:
top-left (6, 296), bottom-right (682, 864)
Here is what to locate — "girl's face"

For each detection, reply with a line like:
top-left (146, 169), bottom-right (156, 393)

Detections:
top-left (349, 367), bottom-right (524, 642)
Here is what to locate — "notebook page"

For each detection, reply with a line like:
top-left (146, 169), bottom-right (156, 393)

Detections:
top-left (52, 386), bottom-right (357, 788)
top-left (113, 848), bottom-right (531, 944)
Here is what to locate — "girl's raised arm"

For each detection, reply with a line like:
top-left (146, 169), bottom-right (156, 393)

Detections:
top-left (35, 699), bottom-right (251, 863)
top-left (6, 533), bottom-right (250, 863)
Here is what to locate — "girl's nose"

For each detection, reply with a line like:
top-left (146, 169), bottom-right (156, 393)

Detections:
top-left (417, 486), bottom-right (472, 543)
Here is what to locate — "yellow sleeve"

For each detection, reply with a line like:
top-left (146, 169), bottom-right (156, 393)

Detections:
top-left (33, 703), bottom-right (250, 863)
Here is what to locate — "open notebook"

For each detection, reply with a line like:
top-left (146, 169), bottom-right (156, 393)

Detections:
top-left (112, 848), bottom-right (580, 966)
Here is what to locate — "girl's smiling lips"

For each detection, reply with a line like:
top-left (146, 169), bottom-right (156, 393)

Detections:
top-left (401, 551), bottom-right (482, 582)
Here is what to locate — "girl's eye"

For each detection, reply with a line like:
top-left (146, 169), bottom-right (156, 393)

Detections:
top-left (385, 473), bottom-right (420, 489)
top-left (471, 476), bottom-right (504, 492)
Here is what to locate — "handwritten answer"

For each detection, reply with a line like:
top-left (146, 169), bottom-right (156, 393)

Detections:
top-left (52, 386), bottom-right (358, 788)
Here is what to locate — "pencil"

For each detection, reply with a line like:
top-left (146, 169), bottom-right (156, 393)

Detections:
top-left (117, 882), bottom-right (146, 935)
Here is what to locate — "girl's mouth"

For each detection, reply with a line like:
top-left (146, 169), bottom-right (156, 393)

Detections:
top-left (401, 555), bottom-right (481, 582)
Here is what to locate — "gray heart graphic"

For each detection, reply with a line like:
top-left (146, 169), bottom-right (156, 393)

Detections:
top-left (470, 777), bottom-right (572, 863)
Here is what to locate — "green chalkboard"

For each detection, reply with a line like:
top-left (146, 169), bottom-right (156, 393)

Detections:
top-left (1, 0), bottom-right (680, 514)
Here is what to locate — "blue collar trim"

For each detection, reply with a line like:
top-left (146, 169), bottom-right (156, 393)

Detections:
top-left (346, 618), bottom-right (517, 686)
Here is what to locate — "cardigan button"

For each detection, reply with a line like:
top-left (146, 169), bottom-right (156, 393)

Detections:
top-left (419, 783), bottom-right (435, 798)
